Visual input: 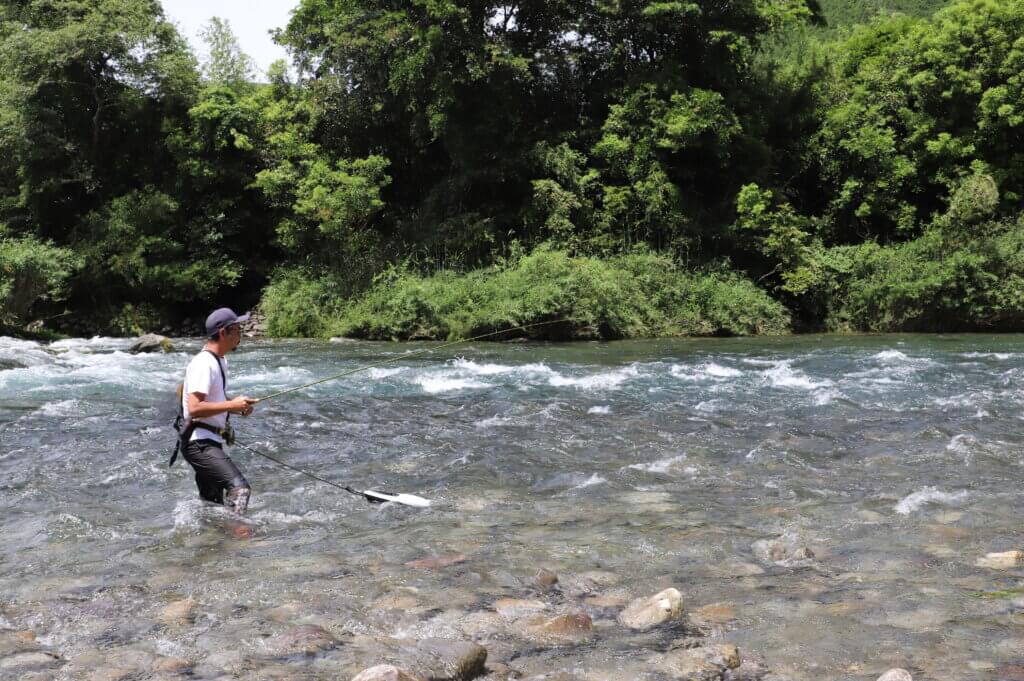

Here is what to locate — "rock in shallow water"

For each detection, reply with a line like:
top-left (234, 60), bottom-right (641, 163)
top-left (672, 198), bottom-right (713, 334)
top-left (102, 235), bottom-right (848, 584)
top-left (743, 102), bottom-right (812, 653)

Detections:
top-left (129, 334), bottom-right (174, 354)
top-left (876, 669), bottom-right (912, 681)
top-left (976, 551), bottom-right (1024, 570)
top-left (352, 664), bottom-right (425, 681)
top-left (659, 644), bottom-right (741, 680)
top-left (262, 624), bottom-right (339, 657)
top-left (618, 588), bottom-right (685, 630)
top-left (398, 638), bottom-right (487, 680)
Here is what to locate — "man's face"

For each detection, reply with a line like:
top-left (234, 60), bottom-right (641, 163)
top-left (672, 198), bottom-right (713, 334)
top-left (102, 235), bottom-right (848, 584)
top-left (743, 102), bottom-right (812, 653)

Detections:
top-left (222, 324), bottom-right (241, 351)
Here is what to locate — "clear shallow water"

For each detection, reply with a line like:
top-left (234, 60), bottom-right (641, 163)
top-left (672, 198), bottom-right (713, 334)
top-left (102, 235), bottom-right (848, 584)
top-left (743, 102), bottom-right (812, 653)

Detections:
top-left (3, 335), bottom-right (1024, 679)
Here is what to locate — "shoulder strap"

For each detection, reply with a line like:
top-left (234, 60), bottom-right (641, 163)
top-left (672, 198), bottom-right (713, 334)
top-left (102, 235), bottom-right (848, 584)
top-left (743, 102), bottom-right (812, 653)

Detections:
top-left (201, 349), bottom-right (227, 393)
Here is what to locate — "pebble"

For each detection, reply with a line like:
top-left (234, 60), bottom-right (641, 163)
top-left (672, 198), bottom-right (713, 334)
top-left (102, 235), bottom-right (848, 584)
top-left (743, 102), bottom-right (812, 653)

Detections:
top-left (158, 598), bottom-right (198, 627)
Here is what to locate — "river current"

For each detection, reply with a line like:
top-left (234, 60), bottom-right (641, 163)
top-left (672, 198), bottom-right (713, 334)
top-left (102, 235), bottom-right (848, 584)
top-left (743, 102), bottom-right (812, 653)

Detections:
top-left (2, 334), bottom-right (1024, 680)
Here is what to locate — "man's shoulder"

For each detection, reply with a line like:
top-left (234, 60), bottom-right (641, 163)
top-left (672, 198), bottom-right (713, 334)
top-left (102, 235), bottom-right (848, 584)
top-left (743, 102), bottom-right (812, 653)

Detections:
top-left (188, 350), bottom-right (221, 371)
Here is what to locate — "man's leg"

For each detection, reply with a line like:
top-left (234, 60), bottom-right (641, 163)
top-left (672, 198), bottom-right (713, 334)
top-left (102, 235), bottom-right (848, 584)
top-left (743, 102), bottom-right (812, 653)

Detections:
top-left (183, 440), bottom-right (251, 513)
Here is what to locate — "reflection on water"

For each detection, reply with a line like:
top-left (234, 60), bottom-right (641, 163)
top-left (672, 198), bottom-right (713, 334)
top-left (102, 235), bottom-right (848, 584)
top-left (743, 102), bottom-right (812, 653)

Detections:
top-left (3, 334), bottom-right (1024, 679)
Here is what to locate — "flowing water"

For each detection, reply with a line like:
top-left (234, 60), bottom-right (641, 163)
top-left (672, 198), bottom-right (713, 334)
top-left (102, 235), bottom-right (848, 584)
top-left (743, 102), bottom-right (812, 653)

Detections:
top-left (3, 334), bottom-right (1024, 680)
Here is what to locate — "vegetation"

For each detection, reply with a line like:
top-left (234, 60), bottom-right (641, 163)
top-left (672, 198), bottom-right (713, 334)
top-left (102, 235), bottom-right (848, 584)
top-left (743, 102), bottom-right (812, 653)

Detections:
top-left (7, 0), bottom-right (1024, 340)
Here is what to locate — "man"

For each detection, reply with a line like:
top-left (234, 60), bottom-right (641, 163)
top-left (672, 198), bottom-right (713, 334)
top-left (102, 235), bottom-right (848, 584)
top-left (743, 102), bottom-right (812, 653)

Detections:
top-left (180, 308), bottom-right (258, 513)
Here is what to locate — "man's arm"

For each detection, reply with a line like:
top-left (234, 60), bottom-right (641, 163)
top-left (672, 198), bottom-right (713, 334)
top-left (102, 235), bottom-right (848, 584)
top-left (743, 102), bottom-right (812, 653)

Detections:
top-left (188, 392), bottom-right (256, 418)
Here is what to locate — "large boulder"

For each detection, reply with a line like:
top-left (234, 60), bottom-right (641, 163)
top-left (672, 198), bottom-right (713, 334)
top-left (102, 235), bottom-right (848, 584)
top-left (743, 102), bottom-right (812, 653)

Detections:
top-left (618, 588), bottom-right (685, 630)
top-left (129, 334), bottom-right (174, 354)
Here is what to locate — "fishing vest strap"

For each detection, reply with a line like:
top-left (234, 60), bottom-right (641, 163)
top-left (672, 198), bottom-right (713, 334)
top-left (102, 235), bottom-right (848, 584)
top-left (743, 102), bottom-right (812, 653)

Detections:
top-left (169, 349), bottom-right (233, 467)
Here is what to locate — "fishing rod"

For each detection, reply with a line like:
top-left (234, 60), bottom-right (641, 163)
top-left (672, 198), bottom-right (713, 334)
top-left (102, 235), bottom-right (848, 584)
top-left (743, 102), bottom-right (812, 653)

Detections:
top-left (234, 440), bottom-right (432, 508)
top-left (252, 318), bottom-right (574, 403)
top-left (237, 318), bottom-right (573, 508)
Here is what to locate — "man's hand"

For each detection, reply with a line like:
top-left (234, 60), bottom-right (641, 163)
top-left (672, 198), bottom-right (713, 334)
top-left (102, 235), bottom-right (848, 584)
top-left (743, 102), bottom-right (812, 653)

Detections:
top-left (229, 396), bottom-right (258, 416)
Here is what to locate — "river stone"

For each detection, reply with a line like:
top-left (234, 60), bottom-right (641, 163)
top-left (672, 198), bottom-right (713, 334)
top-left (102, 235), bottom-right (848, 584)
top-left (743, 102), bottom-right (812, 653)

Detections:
top-left (0, 650), bottom-right (62, 671)
top-left (493, 598), bottom-right (548, 617)
top-left (352, 665), bottom-right (425, 681)
top-left (534, 568), bottom-right (559, 588)
top-left (976, 551), bottom-right (1024, 569)
top-left (405, 553), bottom-right (467, 570)
top-left (724, 658), bottom-right (770, 681)
top-left (397, 638), bottom-right (487, 681)
top-left (876, 670), bottom-right (912, 681)
top-left (660, 645), bottom-right (741, 680)
top-left (563, 570), bottom-right (622, 596)
top-left (692, 602), bottom-right (737, 625)
top-left (751, 536), bottom-right (816, 567)
top-left (534, 612), bottom-right (593, 636)
top-left (129, 334), bottom-right (174, 354)
top-left (263, 624), bottom-right (339, 657)
top-left (618, 588), bottom-right (685, 630)
top-left (158, 597), bottom-right (198, 627)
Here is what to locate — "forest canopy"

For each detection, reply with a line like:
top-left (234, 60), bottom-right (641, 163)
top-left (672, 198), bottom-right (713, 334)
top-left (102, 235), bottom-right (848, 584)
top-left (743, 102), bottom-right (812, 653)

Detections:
top-left (3, 0), bottom-right (1023, 338)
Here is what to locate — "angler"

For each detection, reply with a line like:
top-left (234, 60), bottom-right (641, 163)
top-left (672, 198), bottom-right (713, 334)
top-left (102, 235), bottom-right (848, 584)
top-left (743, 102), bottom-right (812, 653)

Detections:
top-left (171, 308), bottom-right (258, 513)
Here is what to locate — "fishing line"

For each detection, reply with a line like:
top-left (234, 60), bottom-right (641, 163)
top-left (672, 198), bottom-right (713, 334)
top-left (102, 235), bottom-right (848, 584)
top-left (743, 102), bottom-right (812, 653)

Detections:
top-left (234, 440), bottom-right (431, 507)
top-left (252, 318), bottom-right (574, 403)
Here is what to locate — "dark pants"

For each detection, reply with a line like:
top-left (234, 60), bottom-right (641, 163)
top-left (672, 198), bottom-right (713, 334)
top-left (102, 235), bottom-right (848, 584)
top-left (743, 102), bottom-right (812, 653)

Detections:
top-left (183, 439), bottom-right (250, 513)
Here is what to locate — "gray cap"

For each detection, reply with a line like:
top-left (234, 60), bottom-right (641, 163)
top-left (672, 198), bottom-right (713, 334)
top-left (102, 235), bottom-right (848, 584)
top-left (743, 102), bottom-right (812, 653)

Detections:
top-left (205, 307), bottom-right (251, 336)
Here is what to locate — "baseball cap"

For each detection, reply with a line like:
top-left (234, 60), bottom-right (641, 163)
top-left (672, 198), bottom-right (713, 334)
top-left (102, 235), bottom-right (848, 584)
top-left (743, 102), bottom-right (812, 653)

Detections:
top-left (205, 308), bottom-right (251, 336)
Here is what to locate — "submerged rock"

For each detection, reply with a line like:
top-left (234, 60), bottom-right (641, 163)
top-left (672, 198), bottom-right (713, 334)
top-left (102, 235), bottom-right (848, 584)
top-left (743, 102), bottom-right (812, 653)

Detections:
top-left (534, 567), bottom-right (559, 588)
top-left (398, 638), bottom-right (487, 681)
top-left (157, 598), bottom-right (198, 627)
top-left (129, 334), bottom-right (174, 354)
top-left (876, 670), bottom-right (912, 681)
top-left (514, 612), bottom-right (594, 643)
top-left (751, 536), bottom-right (816, 568)
top-left (493, 598), bottom-right (547, 618)
top-left (976, 551), bottom-right (1024, 570)
top-left (404, 553), bottom-right (467, 570)
top-left (263, 624), bottom-right (339, 657)
top-left (352, 664), bottom-right (425, 681)
top-left (618, 588), bottom-right (685, 630)
top-left (659, 644), bottom-right (741, 680)
top-left (0, 630), bottom-right (61, 673)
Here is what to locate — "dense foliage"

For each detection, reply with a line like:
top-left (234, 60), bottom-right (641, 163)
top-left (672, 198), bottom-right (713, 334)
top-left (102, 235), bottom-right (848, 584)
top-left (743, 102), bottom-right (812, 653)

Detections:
top-left (5, 0), bottom-right (1024, 338)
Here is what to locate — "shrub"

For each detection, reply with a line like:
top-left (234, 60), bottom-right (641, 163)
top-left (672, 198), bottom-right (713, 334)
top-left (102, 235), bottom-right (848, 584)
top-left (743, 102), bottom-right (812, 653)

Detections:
top-left (0, 231), bottom-right (79, 326)
top-left (318, 246), bottom-right (790, 340)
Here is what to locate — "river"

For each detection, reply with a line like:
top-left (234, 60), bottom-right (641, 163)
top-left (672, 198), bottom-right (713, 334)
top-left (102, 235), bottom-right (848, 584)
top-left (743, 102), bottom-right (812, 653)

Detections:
top-left (2, 334), bottom-right (1023, 680)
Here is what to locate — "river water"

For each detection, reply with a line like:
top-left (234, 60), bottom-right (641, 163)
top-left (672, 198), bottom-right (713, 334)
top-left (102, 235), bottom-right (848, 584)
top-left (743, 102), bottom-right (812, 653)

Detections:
top-left (2, 334), bottom-right (1024, 680)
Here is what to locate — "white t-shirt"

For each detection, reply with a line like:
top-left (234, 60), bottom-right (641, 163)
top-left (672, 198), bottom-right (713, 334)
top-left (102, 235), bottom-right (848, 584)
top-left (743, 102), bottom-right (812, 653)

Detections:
top-left (182, 350), bottom-right (229, 444)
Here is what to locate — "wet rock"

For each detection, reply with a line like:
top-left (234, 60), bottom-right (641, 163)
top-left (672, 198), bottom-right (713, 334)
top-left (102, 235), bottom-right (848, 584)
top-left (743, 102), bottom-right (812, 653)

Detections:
top-left (129, 334), bottom-right (174, 354)
top-left (405, 553), bottom-right (467, 570)
top-left (0, 650), bottom-right (62, 672)
top-left (562, 570), bottom-right (622, 597)
top-left (534, 568), bottom-right (559, 588)
top-left (152, 655), bottom-right (192, 673)
top-left (618, 588), bottom-right (685, 630)
top-left (725, 658), bottom-right (770, 681)
top-left (659, 645), bottom-right (741, 680)
top-left (876, 670), bottom-right (912, 681)
top-left (352, 665), bottom-right (426, 681)
top-left (976, 551), bottom-right (1024, 570)
top-left (398, 638), bottom-right (487, 680)
top-left (751, 536), bottom-right (816, 567)
top-left (263, 624), bottom-right (339, 657)
top-left (493, 598), bottom-right (547, 618)
top-left (691, 603), bottom-right (737, 626)
top-left (158, 597), bottom-right (198, 627)
top-left (511, 611), bottom-right (593, 645)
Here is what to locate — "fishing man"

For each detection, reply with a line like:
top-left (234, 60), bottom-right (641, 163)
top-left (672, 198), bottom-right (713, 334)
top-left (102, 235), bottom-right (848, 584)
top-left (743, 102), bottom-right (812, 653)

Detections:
top-left (176, 308), bottom-right (258, 513)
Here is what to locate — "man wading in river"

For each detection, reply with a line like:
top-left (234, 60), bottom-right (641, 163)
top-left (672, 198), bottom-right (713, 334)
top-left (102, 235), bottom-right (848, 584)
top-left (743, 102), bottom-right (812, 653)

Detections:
top-left (172, 308), bottom-right (258, 514)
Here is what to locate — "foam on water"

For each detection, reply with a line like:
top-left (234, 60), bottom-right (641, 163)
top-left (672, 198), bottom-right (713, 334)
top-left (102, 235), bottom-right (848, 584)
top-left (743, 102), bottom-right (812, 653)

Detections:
top-left (474, 415), bottom-right (513, 428)
top-left (415, 375), bottom-right (491, 394)
top-left (894, 487), bottom-right (969, 515)
top-left (671, 361), bottom-right (742, 382)
top-left (627, 454), bottom-right (687, 474)
top-left (548, 364), bottom-right (640, 390)
top-left (35, 399), bottom-right (82, 417)
top-left (588, 405), bottom-right (610, 414)
top-left (762, 361), bottom-right (832, 391)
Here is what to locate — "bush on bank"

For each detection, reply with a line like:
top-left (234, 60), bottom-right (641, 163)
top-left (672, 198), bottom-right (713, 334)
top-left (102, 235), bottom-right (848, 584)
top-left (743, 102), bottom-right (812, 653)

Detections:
top-left (262, 247), bottom-right (792, 340)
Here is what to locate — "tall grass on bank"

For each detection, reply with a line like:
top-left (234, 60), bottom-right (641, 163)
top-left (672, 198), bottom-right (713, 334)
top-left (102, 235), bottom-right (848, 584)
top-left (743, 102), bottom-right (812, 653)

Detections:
top-left (262, 247), bottom-right (791, 340)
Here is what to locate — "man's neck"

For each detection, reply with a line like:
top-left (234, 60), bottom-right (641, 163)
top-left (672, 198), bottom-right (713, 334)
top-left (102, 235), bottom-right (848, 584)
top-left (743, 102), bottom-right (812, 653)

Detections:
top-left (204, 341), bottom-right (227, 358)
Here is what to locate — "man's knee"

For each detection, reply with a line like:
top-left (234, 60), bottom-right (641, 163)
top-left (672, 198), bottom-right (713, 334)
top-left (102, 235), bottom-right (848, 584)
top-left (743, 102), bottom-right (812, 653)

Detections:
top-left (226, 477), bottom-right (250, 514)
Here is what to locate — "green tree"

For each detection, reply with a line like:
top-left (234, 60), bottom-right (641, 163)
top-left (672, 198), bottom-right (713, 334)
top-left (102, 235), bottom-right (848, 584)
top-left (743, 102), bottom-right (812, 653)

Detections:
top-left (199, 17), bottom-right (256, 87)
